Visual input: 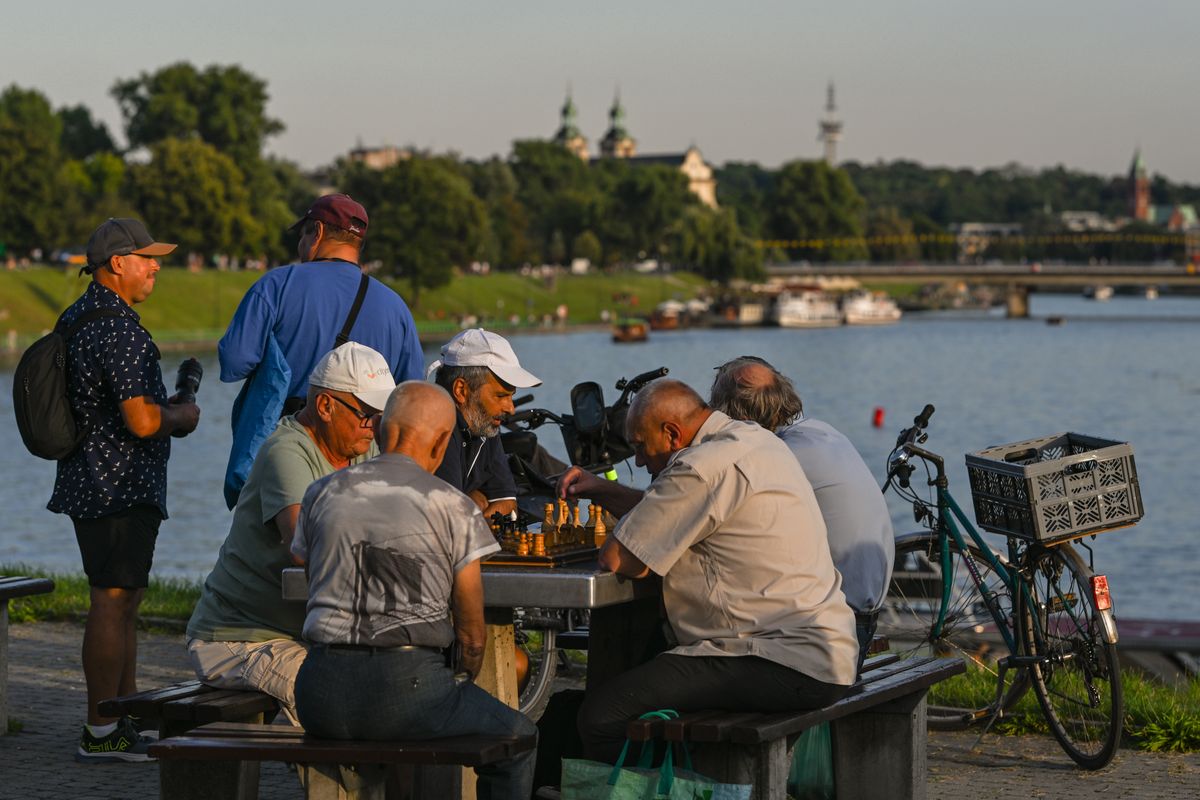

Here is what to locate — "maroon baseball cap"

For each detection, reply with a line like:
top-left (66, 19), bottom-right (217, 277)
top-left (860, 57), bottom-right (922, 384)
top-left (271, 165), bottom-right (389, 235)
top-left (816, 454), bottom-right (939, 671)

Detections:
top-left (289, 194), bottom-right (368, 236)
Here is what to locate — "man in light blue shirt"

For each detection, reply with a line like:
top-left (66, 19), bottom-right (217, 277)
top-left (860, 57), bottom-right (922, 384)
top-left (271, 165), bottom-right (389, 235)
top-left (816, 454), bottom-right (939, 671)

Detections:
top-left (711, 356), bottom-right (894, 670)
top-left (218, 194), bottom-right (424, 505)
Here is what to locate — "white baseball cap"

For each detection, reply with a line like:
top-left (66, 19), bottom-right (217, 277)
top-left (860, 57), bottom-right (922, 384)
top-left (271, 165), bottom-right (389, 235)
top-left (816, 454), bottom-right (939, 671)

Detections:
top-left (428, 328), bottom-right (541, 389)
top-left (308, 342), bottom-right (396, 412)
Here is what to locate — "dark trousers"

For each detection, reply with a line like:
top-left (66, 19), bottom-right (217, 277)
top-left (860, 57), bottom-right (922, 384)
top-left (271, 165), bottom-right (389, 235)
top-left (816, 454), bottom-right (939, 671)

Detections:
top-left (295, 646), bottom-right (536, 800)
top-left (855, 610), bottom-right (879, 676)
top-left (578, 654), bottom-right (851, 764)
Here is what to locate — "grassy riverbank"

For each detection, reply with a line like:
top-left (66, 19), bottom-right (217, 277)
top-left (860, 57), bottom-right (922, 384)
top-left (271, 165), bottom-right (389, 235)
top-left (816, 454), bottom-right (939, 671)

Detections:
top-left (0, 266), bottom-right (711, 350)
top-left (4, 563), bottom-right (1197, 752)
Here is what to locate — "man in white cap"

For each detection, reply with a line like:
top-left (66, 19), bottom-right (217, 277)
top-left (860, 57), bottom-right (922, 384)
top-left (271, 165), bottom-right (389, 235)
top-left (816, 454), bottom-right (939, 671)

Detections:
top-left (429, 329), bottom-right (541, 518)
top-left (186, 342), bottom-right (395, 722)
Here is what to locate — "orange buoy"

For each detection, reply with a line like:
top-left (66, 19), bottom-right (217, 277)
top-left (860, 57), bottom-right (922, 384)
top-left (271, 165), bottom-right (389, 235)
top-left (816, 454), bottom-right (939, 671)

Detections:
top-left (872, 407), bottom-right (885, 428)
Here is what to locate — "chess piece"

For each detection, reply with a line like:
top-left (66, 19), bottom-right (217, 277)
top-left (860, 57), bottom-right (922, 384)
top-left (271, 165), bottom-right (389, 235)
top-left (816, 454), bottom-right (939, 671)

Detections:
top-left (517, 531), bottom-right (531, 556)
top-left (533, 532), bottom-right (546, 556)
top-left (556, 498), bottom-right (570, 530)
top-left (592, 506), bottom-right (607, 548)
top-left (571, 505), bottom-right (583, 545)
top-left (542, 502), bottom-right (557, 548)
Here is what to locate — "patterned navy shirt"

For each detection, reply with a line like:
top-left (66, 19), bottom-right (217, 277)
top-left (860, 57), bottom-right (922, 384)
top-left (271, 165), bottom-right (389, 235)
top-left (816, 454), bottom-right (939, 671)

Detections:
top-left (48, 282), bottom-right (170, 520)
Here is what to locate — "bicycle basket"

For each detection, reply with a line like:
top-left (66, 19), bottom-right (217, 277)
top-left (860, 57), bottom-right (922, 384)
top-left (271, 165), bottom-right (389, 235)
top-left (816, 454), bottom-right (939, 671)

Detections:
top-left (965, 432), bottom-right (1143, 544)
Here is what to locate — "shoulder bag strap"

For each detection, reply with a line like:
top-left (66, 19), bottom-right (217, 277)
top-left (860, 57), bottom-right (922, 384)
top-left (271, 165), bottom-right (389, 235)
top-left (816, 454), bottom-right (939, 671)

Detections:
top-left (59, 308), bottom-right (124, 340)
top-left (335, 272), bottom-right (371, 348)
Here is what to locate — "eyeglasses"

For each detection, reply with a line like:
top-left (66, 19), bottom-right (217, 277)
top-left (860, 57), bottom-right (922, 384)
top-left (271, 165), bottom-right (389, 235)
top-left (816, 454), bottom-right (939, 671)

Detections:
top-left (328, 394), bottom-right (377, 427)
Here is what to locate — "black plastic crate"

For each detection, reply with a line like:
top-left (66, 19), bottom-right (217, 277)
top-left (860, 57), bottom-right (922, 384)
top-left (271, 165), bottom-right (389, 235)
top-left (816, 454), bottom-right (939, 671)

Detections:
top-left (965, 432), bottom-right (1143, 544)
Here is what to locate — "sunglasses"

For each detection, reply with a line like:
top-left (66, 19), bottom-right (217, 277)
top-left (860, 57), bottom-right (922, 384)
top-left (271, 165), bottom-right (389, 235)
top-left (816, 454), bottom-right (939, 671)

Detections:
top-left (329, 394), bottom-right (377, 427)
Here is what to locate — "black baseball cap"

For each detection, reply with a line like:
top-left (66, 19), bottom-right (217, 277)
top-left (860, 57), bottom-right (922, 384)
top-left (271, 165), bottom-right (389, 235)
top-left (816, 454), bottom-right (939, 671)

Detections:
top-left (85, 218), bottom-right (177, 272)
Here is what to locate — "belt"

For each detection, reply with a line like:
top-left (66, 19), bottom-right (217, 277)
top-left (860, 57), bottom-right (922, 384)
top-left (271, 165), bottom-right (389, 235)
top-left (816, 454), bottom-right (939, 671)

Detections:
top-left (322, 643), bottom-right (437, 655)
top-left (854, 610), bottom-right (880, 625)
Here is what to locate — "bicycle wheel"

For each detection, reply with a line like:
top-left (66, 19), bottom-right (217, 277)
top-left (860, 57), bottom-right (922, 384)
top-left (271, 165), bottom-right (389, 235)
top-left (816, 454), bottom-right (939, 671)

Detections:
top-left (517, 627), bottom-right (558, 721)
top-left (882, 532), bottom-right (1030, 729)
top-left (1025, 544), bottom-right (1122, 769)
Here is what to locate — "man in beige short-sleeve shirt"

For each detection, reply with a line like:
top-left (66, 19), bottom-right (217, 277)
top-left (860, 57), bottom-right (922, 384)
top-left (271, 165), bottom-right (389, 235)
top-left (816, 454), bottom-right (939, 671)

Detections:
top-left (559, 379), bottom-right (857, 763)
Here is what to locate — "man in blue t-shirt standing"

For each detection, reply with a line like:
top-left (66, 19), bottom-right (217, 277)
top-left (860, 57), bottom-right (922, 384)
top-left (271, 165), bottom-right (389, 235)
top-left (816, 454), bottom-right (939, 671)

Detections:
top-left (50, 218), bottom-right (201, 762)
top-left (218, 194), bottom-right (424, 505)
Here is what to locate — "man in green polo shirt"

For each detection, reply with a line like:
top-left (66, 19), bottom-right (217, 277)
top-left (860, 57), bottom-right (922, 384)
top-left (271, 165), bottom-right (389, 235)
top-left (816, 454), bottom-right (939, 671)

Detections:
top-left (186, 343), bottom-right (394, 722)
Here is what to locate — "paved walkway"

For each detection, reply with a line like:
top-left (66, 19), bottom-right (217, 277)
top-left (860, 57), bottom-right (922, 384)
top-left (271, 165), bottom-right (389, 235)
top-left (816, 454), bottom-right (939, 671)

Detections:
top-left (2, 621), bottom-right (1198, 799)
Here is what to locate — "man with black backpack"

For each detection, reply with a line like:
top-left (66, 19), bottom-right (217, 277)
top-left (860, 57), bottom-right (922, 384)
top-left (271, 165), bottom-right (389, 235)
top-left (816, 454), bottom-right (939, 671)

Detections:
top-left (46, 218), bottom-right (200, 763)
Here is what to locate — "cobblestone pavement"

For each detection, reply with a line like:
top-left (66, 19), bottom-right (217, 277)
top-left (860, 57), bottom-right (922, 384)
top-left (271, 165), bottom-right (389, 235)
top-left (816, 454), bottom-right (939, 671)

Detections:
top-left (2, 622), bottom-right (1199, 799)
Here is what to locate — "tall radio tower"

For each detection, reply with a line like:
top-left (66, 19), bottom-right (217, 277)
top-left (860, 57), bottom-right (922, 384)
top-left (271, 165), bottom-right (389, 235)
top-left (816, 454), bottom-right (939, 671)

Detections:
top-left (818, 81), bottom-right (843, 165)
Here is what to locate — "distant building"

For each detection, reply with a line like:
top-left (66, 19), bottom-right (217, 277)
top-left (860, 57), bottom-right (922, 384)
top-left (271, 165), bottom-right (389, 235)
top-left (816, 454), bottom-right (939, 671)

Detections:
top-left (555, 91), bottom-right (717, 207)
top-left (599, 93), bottom-right (637, 158)
top-left (1060, 211), bottom-right (1117, 232)
top-left (951, 222), bottom-right (1022, 262)
top-left (348, 143), bottom-right (411, 170)
top-left (818, 82), bottom-right (843, 165)
top-left (553, 91), bottom-right (590, 162)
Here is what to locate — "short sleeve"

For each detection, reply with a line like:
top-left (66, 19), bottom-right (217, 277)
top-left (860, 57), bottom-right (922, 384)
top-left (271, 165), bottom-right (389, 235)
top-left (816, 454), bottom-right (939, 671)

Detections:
top-left (290, 494), bottom-right (311, 563)
top-left (445, 491), bottom-right (500, 573)
top-left (258, 439), bottom-right (322, 523)
top-left (612, 463), bottom-right (723, 576)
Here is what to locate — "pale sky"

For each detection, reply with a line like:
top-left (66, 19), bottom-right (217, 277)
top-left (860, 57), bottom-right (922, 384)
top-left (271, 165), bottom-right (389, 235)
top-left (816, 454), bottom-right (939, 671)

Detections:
top-left (6, 1), bottom-right (1198, 181)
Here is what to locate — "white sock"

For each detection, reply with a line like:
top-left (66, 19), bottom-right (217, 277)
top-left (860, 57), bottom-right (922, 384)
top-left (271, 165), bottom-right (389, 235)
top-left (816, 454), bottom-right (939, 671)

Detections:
top-left (86, 721), bottom-right (119, 737)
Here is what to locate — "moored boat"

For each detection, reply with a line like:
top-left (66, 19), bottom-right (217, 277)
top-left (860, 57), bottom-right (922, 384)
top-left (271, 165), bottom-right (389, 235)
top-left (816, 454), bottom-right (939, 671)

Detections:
top-left (612, 318), bottom-right (649, 343)
top-left (1084, 285), bottom-right (1114, 301)
top-left (771, 290), bottom-right (842, 328)
top-left (842, 291), bottom-right (902, 325)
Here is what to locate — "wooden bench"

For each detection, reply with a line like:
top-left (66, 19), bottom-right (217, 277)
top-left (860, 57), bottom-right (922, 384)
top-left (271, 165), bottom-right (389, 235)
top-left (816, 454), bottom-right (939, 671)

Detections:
top-left (0, 575), bottom-right (55, 735)
top-left (98, 679), bottom-right (280, 738)
top-left (149, 721), bottom-right (537, 800)
top-left (625, 655), bottom-right (964, 800)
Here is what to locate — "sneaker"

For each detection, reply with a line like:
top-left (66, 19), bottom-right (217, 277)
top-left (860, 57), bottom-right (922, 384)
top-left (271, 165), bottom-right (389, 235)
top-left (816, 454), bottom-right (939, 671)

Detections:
top-left (75, 718), bottom-right (155, 763)
top-left (126, 715), bottom-right (159, 740)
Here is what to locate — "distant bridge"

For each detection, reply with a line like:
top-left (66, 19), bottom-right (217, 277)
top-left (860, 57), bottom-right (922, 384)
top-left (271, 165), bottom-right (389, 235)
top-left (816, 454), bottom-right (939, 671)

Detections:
top-left (764, 262), bottom-right (1200, 317)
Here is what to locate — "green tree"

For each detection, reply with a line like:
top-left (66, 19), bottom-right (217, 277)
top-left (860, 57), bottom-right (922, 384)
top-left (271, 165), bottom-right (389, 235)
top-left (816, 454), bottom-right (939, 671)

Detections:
top-left (125, 137), bottom-right (265, 260)
top-left (112, 62), bottom-right (284, 171)
top-left (509, 139), bottom-right (599, 259)
top-left (571, 230), bottom-right (602, 264)
top-left (866, 206), bottom-right (919, 262)
top-left (714, 161), bottom-right (772, 238)
top-left (767, 160), bottom-right (867, 262)
top-left (463, 157), bottom-right (535, 268)
top-left (599, 162), bottom-right (694, 264)
top-left (666, 206), bottom-right (763, 283)
top-left (0, 86), bottom-right (66, 254)
top-left (59, 152), bottom-right (134, 245)
top-left (58, 105), bottom-right (116, 160)
top-left (341, 158), bottom-right (488, 303)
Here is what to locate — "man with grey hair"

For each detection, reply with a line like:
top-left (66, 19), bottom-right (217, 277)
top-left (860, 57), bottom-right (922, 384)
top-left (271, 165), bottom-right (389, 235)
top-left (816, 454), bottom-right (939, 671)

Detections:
top-left (710, 356), bottom-right (894, 670)
top-left (186, 342), bottom-right (395, 722)
top-left (429, 328), bottom-right (541, 518)
top-left (561, 378), bottom-right (857, 763)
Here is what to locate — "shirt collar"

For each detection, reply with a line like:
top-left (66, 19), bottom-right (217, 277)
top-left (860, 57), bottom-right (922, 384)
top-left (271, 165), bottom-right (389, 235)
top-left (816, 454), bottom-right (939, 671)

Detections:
top-left (662, 410), bottom-right (727, 472)
top-left (86, 281), bottom-right (139, 322)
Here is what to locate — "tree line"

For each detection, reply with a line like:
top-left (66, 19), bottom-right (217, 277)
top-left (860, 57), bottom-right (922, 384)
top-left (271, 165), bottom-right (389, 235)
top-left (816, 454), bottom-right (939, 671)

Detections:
top-left (2, 62), bottom-right (1195, 302)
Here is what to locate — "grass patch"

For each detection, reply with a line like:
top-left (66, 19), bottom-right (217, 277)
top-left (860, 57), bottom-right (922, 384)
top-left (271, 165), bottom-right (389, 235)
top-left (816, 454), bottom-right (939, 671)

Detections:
top-left (928, 663), bottom-right (1200, 752)
top-left (0, 267), bottom-right (711, 349)
top-left (1, 564), bottom-right (201, 623)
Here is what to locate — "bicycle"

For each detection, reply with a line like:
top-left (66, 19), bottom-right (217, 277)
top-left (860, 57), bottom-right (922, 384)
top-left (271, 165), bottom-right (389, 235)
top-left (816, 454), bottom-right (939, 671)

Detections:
top-left (880, 405), bottom-right (1126, 770)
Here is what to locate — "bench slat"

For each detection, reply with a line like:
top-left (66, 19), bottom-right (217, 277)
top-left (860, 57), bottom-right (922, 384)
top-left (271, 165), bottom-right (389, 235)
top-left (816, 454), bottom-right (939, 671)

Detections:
top-left (149, 722), bottom-right (536, 767)
top-left (98, 681), bottom-right (210, 718)
top-left (163, 689), bottom-right (279, 723)
top-left (0, 577), bottom-right (54, 602)
top-left (731, 658), bottom-right (965, 744)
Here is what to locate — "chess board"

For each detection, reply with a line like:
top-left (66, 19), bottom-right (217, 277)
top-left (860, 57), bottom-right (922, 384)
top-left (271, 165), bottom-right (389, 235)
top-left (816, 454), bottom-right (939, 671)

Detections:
top-left (482, 499), bottom-right (611, 568)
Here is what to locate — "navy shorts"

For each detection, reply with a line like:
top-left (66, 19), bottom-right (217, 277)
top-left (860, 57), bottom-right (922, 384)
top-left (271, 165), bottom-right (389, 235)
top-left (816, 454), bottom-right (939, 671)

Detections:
top-left (72, 505), bottom-right (162, 589)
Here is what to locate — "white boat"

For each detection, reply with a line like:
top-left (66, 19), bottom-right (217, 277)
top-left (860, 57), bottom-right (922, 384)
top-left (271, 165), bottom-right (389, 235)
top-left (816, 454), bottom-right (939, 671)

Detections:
top-left (842, 291), bottom-right (902, 325)
top-left (1084, 285), bottom-right (1113, 301)
top-left (1144, 286), bottom-right (1159, 300)
top-left (772, 291), bottom-right (843, 328)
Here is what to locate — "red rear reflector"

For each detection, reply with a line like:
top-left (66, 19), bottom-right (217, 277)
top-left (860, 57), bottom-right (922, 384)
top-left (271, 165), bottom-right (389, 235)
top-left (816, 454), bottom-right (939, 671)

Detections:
top-left (1092, 575), bottom-right (1112, 611)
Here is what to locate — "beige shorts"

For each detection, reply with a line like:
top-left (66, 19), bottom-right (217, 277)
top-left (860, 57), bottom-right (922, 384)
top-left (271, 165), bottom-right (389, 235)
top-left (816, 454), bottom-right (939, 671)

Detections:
top-left (186, 637), bottom-right (309, 724)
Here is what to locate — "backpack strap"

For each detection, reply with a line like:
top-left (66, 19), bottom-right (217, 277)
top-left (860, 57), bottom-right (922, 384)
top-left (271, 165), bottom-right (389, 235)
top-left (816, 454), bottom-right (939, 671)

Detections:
top-left (58, 308), bottom-right (125, 340)
top-left (335, 272), bottom-right (371, 348)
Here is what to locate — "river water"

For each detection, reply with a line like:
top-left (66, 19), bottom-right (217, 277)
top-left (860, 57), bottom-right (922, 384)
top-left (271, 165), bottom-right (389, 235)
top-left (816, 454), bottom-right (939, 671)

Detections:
top-left (1, 293), bottom-right (1197, 619)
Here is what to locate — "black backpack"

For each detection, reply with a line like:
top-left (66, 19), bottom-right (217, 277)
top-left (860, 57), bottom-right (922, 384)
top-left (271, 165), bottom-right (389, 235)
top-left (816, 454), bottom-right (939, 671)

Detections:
top-left (13, 308), bottom-right (122, 460)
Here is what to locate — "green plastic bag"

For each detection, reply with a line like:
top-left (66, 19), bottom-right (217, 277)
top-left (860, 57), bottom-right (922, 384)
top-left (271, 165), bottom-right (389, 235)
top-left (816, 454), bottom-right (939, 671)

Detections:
top-left (562, 710), bottom-right (752, 800)
top-left (787, 722), bottom-right (834, 800)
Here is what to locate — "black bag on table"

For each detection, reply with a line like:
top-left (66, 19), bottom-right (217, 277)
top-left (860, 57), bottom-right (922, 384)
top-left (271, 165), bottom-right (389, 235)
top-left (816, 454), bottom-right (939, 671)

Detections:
top-left (13, 308), bottom-right (121, 460)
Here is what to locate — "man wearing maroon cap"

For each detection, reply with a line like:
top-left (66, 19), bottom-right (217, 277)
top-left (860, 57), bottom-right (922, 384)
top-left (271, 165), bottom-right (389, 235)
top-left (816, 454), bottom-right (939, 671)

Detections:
top-left (217, 194), bottom-right (424, 507)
